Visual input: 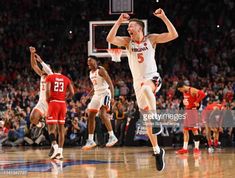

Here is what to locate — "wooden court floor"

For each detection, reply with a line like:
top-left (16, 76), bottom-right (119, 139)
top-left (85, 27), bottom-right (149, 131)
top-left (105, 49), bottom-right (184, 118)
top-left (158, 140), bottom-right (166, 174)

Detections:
top-left (0, 146), bottom-right (235, 178)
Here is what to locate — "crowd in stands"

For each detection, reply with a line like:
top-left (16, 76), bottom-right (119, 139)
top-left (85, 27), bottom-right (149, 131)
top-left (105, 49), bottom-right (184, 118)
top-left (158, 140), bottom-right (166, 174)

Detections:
top-left (0, 0), bottom-right (234, 147)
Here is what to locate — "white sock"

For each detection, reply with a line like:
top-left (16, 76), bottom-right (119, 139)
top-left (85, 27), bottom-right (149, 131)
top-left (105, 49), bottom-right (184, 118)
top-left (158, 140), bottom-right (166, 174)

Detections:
top-left (183, 142), bottom-right (188, 150)
top-left (153, 145), bottom-right (160, 154)
top-left (194, 141), bottom-right (200, 149)
top-left (108, 131), bottom-right (114, 136)
top-left (141, 85), bottom-right (156, 110)
top-left (88, 134), bottom-right (94, 141)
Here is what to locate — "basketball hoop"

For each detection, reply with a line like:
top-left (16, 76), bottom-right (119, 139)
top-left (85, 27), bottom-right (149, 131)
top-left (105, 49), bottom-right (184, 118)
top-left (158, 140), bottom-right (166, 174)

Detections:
top-left (107, 48), bottom-right (122, 62)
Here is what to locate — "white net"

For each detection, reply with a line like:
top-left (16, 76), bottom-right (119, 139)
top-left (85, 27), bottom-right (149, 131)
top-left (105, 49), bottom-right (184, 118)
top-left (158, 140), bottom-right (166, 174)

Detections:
top-left (107, 48), bottom-right (122, 62)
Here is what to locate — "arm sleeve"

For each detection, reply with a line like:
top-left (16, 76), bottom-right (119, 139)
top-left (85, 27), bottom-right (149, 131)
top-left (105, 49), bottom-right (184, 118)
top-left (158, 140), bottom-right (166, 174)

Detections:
top-left (41, 62), bottom-right (53, 75)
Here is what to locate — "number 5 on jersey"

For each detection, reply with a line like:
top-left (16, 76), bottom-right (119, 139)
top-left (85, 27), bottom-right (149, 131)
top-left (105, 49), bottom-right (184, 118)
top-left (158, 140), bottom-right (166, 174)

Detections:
top-left (183, 98), bottom-right (189, 106)
top-left (137, 53), bottom-right (144, 63)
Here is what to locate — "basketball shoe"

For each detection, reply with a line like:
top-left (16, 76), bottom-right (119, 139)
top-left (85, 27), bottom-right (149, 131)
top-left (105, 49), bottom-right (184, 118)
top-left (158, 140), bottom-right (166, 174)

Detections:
top-left (55, 148), bottom-right (64, 160)
top-left (176, 148), bottom-right (188, 154)
top-left (50, 144), bottom-right (59, 159)
top-left (56, 154), bottom-right (64, 160)
top-left (208, 146), bottom-right (214, 153)
top-left (82, 139), bottom-right (97, 150)
top-left (106, 135), bottom-right (118, 147)
top-left (154, 148), bottom-right (165, 171)
top-left (48, 145), bottom-right (54, 157)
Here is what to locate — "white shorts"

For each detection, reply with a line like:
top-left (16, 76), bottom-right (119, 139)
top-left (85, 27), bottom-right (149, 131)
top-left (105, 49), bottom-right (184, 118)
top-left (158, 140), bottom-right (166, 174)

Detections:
top-left (134, 76), bottom-right (162, 109)
top-left (87, 90), bottom-right (111, 113)
top-left (32, 100), bottom-right (48, 116)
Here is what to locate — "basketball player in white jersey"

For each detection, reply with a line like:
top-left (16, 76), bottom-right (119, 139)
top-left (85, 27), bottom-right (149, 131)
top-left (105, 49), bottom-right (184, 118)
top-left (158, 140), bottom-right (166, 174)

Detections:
top-left (29, 47), bottom-right (53, 130)
top-left (107, 8), bottom-right (178, 171)
top-left (82, 55), bottom-right (118, 150)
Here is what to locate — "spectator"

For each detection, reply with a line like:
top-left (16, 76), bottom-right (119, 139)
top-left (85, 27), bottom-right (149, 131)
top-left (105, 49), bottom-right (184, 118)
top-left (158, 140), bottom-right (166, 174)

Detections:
top-left (24, 124), bottom-right (46, 146)
top-left (114, 102), bottom-right (127, 146)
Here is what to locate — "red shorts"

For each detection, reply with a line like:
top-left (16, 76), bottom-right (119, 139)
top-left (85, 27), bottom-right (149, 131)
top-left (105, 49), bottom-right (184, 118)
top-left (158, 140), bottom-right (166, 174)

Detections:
top-left (183, 109), bottom-right (199, 129)
top-left (47, 100), bottom-right (66, 125)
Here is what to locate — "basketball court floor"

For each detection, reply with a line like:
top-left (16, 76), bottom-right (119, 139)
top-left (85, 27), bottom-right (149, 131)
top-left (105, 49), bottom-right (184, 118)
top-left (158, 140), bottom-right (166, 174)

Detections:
top-left (0, 146), bottom-right (235, 178)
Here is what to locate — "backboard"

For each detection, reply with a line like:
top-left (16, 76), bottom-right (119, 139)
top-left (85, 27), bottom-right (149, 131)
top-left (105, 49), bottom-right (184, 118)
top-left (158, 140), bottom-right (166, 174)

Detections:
top-left (88, 20), bottom-right (148, 58)
top-left (109, 0), bottom-right (134, 14)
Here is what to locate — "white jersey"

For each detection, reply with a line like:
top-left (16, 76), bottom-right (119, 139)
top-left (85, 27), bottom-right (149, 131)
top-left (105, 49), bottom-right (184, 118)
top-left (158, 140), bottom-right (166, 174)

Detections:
top-left (126, 37), bottom-right (159, 81)
top-left (89, 67), bottom-right (109, 94)
top-left (38, 75), bottom-right (47, 102)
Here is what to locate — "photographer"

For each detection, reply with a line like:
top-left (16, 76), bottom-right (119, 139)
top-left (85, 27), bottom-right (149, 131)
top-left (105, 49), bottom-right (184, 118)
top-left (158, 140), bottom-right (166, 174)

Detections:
top-left (0, 120), bottom-right (8, 146)
top-left (114, 101), bottom-right (127, 146)
top-left (3, 117), bottom-right (26, 146)
top-left (66, 116), bottom-right (86, 146)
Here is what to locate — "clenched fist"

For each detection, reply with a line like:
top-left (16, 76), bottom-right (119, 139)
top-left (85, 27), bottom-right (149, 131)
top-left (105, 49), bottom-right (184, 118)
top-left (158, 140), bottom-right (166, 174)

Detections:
top-left (29, 46), bottom-right (36, 53)
top-left (153, 8), bottom-right (166, 19)
top-left (118, 13), bottom-right (130, 23)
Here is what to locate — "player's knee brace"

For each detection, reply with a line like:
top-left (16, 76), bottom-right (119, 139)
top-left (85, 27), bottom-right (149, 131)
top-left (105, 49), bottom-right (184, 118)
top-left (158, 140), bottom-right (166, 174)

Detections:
top-left (193, 135), bottom-right (200, 142)
top-left (49, 133), bottom-right (56, 143)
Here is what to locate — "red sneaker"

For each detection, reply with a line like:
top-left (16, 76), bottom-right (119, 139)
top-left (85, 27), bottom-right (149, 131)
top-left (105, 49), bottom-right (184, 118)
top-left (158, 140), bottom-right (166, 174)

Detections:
top-left (193, 148), bottom-right (201, 154)
top-left (176, 148), bottom-right (188, 154)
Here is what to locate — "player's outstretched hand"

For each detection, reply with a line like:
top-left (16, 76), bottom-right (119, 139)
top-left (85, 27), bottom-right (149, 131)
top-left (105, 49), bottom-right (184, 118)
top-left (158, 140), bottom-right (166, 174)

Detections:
top-left (153, 8), bottom-right (166, 19)
top-left (29, 46), bottom-right (36, 53)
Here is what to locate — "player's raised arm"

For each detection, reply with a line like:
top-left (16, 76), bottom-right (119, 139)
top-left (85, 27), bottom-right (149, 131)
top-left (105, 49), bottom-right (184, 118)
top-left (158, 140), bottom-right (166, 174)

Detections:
top-left (35, 54), bottom-right (53, 75)
top-left (148, 8), bottom-right (178, 45)
top-left (29, 46), bottom-right (43, 76)
top-left (98, 67), bottom-right (114, 100)
top-left (106, 13), bottom-right (130, 47)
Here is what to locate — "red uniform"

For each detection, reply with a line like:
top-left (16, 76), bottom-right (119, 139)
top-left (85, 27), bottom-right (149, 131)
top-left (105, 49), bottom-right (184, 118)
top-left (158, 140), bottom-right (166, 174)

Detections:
top-left (46, 73), bottom-right (71, 125)
top-left (202, 102), bottom-right (224, 127)
top-left (205, 103), bottom-right (223, 110)
top-left (183, 88), bottom-right (206, 130)
top-left (183, 88), bottom-right (201, 109)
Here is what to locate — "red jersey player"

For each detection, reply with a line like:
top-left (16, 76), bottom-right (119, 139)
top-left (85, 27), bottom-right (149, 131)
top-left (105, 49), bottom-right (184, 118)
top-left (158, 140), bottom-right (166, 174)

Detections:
top-left (203, 101), bottom-right (224, 152)
top-left (45, 63), bottom-right (74, 159)
top-left (176, 82), bottom-right (206, 154)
